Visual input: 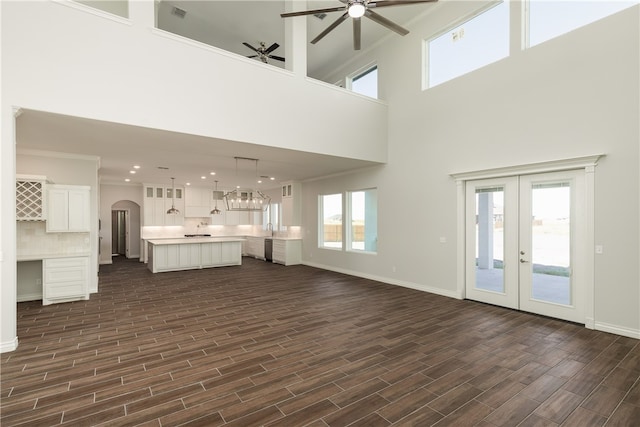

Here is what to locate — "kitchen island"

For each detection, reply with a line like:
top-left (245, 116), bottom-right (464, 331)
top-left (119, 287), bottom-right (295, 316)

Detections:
top-left (147, 237), bottom-right (244, 273)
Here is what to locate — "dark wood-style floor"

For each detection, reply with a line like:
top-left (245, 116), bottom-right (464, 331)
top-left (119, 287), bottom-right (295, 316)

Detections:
top-left (1, 257), bottom-right (639, 426)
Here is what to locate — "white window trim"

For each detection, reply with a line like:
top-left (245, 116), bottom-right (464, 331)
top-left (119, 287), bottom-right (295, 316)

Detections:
top-left (346, 188), bottom-right (378, 255)
top-left (318, 193), bottom-right (344, 251)
top-left (347, 63), bottom-right (378, 92)
top-left (451, 154), bottom-right (604, 331)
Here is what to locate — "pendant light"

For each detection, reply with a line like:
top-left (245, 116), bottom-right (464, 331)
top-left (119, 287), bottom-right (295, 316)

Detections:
top-left (166, 177), bottom-right (180, 214)
top-left (223, 157), bottom-right (271, 212)
top-left (210, 180), bottom-right (222, 215)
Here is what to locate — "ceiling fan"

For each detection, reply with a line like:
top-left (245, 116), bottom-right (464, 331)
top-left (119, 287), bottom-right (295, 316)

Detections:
top-left (281, 0), bottom-right (438, 50)
top-left (243, 42), bottom-right (285, 63)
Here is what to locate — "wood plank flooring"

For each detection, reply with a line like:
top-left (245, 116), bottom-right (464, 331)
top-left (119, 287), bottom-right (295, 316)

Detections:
top-left (1, 257), bottom-right (639, 426)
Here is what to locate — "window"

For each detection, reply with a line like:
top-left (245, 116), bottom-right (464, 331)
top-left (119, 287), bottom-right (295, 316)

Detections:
top-left (527, 0), bottom-right (638, 47)
top-left (263, 202), bottom-right (285, 232)
top-left (426, 1), bottom-right (509, 88)
top-left (350, 65), bottom-right (378, 98)
top-left (74, 0), bottom-right (129, 18)
top-left (319, 194), bottom-right (342, 249)
top-left (347, 189), bottom-right (377, 253)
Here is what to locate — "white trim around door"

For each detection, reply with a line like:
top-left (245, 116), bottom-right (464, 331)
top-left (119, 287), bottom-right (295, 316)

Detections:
top-left (451, 155), bottom-right (603, 328)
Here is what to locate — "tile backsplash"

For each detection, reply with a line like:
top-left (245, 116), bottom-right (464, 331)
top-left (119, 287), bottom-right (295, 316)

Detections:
top-left (17, 221), bottom-right (90, 257)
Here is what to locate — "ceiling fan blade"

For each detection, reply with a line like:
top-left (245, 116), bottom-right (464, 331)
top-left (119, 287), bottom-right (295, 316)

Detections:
top-left (365, 9), bottom-right (409, 36)
top-left (370, 0), bottom-right (439, 8)
top-left (353, 18), bottom-right (361, 51)
top-left (269, 55), bottom-right (286, 62)
top-left (242, 42), bottom-right (259, 53)
top-left (264, 43), bottom-right (279, 54)
top-left (247, 55), bottom-right (258, 58)
top-left (311, 12), bottom-right (349, 44)
top-left (281, 6), bottom-right (345, 18)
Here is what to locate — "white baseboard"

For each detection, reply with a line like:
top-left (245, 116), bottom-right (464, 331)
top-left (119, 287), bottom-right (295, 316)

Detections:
top-left (594, 321), bottom-right (640, 339)
top-left (302, 261), bottom-right (461, 300)
top-left (17, 293), bottom-right (42, 302)
top-left (0, 337), bottom-right (18, 353)
top-left (99, 259), bottom-right (113, 265)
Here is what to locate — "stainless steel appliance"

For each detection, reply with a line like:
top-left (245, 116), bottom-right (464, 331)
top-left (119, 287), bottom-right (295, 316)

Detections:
top-left (264, 238), bottom-right (273, 262)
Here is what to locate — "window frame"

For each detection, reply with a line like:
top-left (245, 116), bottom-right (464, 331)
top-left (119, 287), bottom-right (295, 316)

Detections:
top-left (423, 1), bottom-right (509, 90)
top-left (524, 0), bottom-right (639, 49)
top-left (346, 188), bottom-right (378, 255)
top-left (348, 63), bottom-right (378, 98)
top-left (318, 193), bottom-right (344, 250)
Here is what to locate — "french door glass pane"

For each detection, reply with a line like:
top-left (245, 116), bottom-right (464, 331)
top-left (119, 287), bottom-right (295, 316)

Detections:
top-left (475, 187), bottom-right (505, 293)
top-left (530, 183), bottom-right (571, 305)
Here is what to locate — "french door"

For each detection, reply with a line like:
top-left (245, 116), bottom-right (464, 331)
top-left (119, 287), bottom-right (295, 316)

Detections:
top-left (465, 170), bottom-right (586, 323)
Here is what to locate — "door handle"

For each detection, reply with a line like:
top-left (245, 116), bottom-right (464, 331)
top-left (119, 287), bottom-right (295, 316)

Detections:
top-left (520, 258), bottom-right (528, 263)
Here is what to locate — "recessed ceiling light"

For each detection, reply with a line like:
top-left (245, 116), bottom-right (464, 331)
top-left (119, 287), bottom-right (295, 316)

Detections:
top-left (125, 178), bottom-right (130, 182)
top-left (133, 165), bottom-right (141, 169)
top-left (129, 170), bottom-right (136, 174)
top-left (258, 180), bottom-right (263, 184)
top-left (210, 172), bottom-right (216, 176)
top-left (186, 182), bottom-right (191, 186)
top-left (270, 177), bottom-right (275, 180)
top-left (201, 176), bottom-right (207, 179)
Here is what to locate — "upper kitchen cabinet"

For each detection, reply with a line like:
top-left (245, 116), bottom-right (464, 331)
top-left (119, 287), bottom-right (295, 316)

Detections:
top-left (16, 175), bottom-right (47, 221)
top-left (143, 184), bottom-right (184, 226)
top-left (46, 184), bottom-right (90, 232)
top-left (281, 181), bottom-right (301, 226)
top-left (185, 186), bottom-right (211, 218)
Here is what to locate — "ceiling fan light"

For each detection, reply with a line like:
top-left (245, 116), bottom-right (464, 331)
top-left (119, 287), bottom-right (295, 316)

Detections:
top-left (348, 3), bottom-right (365, 18)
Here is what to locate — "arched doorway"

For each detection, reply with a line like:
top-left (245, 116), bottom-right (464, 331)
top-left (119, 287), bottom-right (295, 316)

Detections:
top-left (110, 200), bottom-right (141, 260)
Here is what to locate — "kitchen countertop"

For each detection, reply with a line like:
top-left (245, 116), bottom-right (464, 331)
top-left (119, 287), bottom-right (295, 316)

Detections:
top-left (147, 237), bottom-right (246, 245)
top-left (143, 236), bottom-right (301, 242)
top-left (17, 252), bottom-right (91, 261)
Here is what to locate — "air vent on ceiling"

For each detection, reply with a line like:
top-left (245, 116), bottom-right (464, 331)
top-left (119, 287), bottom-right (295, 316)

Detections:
top-left (157, 166), bottom-right (169, 170)
top-left (313, 13), bottom-right (327, 20)
top-left (171, 6), bottom-right (187, 18)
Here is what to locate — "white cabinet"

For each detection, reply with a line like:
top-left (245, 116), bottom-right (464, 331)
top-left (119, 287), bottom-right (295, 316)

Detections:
top-left (185, 187), bottom-right (213, 218)
top-left (245, 236), bottom-right (265, 259)
top-left (281, 181), bottom-right (301, 226)
top-left (148, 240), bottom-right (242, 273)
top-left (225, 210), bottom-right (251, 226)
top-left (16, 175), bottom-right (47, 221)
top-left (43, 256), bottom-right (89, 305)
top-left (272, 239), bottom-right (302, 266)
top-left (143, 184), bottom-right (184, 226)
top-left (46, 185), bottom-right (90, 232)
top-left (201, 241), bottom-right (242, 266)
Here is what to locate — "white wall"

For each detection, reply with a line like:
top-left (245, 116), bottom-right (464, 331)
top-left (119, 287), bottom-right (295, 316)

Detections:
top-left (1, 1), bottom-right (638, 352)
top-left (16, 150), bottom-right (100, 292)
top-left (303, 5), bottom-right (640, 337)
top-left (0, 0), bottom-right (387, 352)
top-left (1, 0), bottom-right (387, 163)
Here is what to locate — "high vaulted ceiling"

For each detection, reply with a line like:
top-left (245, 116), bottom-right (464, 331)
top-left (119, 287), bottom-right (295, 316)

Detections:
top-left (17, 1), bottom-right (442, 191)
top-left (156, 0), bottom-right (441, 80)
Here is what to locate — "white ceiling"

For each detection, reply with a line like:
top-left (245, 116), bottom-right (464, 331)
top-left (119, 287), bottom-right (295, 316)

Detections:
top-left (156, 0), bottom-right (441, 79)
top-left (16, 109), bottom-right (379, 190)
top-left (16, 1), bottom-right (442, 191)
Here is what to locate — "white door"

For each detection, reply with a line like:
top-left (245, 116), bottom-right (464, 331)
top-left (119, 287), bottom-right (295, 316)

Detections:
top-left (465, 170), bottom-right (586, 323)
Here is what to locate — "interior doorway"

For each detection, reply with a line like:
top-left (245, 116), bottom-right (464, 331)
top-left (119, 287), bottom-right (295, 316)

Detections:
top-left (111, 209), bottom-right (129, 257)
top-left (464, 170), bottom-right (587, 323)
